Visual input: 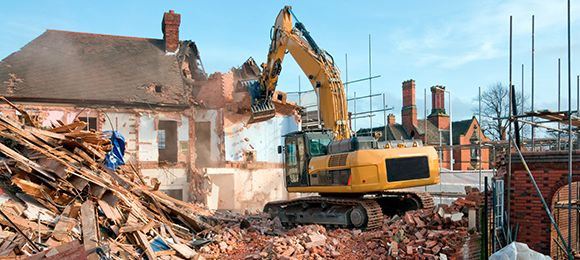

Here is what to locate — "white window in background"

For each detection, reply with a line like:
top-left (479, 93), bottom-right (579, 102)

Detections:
top-left (495, 179), bottom-right (504, 230)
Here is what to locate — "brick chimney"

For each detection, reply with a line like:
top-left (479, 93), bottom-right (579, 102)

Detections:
top-left (428, 85), bottom-right (449, 130)
top-left (162, 10), bottom-right (181, 53)
top-left (401, 80), bottom-right (417, 133)
top-left (388, 114), bottom-right (396, 125)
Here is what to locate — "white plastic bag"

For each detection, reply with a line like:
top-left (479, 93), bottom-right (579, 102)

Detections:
top-left (489, 242), bottom-right (552, 260)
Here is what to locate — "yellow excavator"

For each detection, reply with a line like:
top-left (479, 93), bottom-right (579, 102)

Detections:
top-left (240, 6), bottom-right (440, 230)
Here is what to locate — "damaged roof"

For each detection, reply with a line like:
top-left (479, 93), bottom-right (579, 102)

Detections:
top-left (0, 30), bottom-right (189, 107)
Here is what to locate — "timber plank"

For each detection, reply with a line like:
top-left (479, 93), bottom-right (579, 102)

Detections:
top-left (134, 231), bottom-right (156, 260)
top-left (80, 200), bottom-right (99, 260)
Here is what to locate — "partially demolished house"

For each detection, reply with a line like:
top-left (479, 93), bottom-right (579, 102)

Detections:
top-left (0, 10), bottom-right (300, 213)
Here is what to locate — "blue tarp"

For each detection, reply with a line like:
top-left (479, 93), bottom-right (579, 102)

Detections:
top-left (138, 238), bottom-right (171, 260)
top-left (102, 131), bottom-right (125, 171)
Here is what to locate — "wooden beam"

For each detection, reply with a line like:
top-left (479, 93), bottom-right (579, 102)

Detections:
top-left (98, 162), bottom-right (130, 190)
top-left (80, 200), bottom-right (99, 260)
top-left (0, 97), bottom-right (37, 128)
top-left (0, 209), bottom-right (40, 253)
top-left (47, 122), bottom-right (87, 133)
top-left (151, 178), bottom-right (160, 191)
top-left (0, 142), bottom-right (55, 181)
top-left (101, 191), bottom-right (120, 208)
top-left (51, 217), bottom-right (76, 242)
top-left (134, 231), bottom-right (156, 260)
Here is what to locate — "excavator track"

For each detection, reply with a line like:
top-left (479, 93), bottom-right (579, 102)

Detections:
top-left (378, 189), bottom-right (435, 210)
top-left (264, 196), bottom-right (384, 230)
top-left (263, 190), bottom-right (435, 230)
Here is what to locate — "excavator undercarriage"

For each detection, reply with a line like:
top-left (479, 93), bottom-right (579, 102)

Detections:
top-left (264, 190), bottom-right (434, 230)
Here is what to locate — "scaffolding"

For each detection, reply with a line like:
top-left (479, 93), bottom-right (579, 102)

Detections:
top-left (481, 4), bottom-right (578, 259)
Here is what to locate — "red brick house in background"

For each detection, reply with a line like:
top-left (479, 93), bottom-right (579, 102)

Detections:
top-left (359, 79), bottom-right (490, 170)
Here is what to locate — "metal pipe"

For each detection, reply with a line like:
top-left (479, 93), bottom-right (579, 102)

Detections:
top-left (345, 75), bottom-right (381, 85)
top-left (347, 93), bottom-right (382, 101)
top-left (480, 86), bottom-right (482, 190)
top-left (354, 92), bottom-right (357, 133)
top-left (511, 85), bottom-right (521, 149)
top-left (531, 15), bottom-right (536, 150)
top-left (450, 91), bottom-right (452, 170)
top-left (506, 15), bottom-right (512, 243)
top-left (368, 35), bottom-right (373, 129)
top-left (484, 176), bottom-right (489, 259)
top-left (567, 0), bottom-right (572, 252)
top-left (492, 178), bottom-right (496, 253)
top-left (383, 93), bottom-right (386, 141)
top-left (425, 88), bottom-right (428, 145)
top-left (509, 135), bottom-right (572, 259)
top-left (522, 64), bottom-right (525, 141)
top-left (559, 58), bottom-right (561, 150)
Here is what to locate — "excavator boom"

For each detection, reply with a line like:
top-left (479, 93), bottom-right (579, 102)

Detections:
top-left (245, 6), bottom-right (351, 140)
top-left (249, 6), bottom-right (441, 230)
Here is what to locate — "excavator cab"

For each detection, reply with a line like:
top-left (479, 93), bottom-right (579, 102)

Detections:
top-left (282, 130), bottom-right (332, 188)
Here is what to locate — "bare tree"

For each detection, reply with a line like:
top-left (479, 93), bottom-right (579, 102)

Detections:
top-left (472, 82), bottom-right (528, 141)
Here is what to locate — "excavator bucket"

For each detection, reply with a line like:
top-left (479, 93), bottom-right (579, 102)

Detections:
top-left (238, 79), bottom-right (277, 123)
top-left (250, 101), bottom-right (276, 123)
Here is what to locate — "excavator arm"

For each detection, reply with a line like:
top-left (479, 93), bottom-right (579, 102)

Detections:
top-left (245, 6), bottom-right (352, 140)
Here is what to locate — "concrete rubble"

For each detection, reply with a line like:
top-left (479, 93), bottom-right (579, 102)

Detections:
top-left (0, 98), bottom-right (485, 259)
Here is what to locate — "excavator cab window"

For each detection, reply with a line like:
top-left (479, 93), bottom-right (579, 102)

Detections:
top-left (308, 138), bottom-right (331, 156)
top-left (284, 135), bottom-right (308, 187)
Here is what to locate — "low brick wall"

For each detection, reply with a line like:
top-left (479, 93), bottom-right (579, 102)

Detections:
top-left (497, 150), bottom-right (580, 257)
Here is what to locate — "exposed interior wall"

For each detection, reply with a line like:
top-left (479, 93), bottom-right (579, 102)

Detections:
top-left (137, 114), bottom-right (191, 200)
top-left (205, 167), bottom-right (287, 213)
top-left (224, 116), bottom-right (300, 163)
top-left (194, 109), bottom-right (223, 165)
top-left (188, 67), bottom-right (302, 213)
top-left (138, 115), bottom-right (159, 162)
top-left (141, 168), bottom-right (188, 201)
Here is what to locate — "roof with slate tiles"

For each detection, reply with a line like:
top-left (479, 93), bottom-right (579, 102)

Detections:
top-left (0, 30), bottom-right (189, 107)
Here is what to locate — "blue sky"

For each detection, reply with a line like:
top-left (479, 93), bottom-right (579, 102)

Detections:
top-left (1, 0), bottom-right (579, 132)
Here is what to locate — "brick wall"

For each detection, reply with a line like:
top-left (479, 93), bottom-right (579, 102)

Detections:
top-left (498, 150), bottom-right (580, 257)
top-left (457, 233), bottom-right (481, 260)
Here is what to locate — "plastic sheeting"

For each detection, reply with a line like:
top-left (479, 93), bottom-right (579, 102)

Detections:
top-left (102, 130), bottom-right (125, 170)
top-left (490, 242), bottom-right (552, 260)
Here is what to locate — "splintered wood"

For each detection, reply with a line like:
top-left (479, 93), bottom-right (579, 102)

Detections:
top-left (0, 100), bottom-right (210, 259)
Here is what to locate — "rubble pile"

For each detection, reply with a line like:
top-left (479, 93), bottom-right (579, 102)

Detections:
top-left (199, 187), bottom-right (484, 260)
top-left (0, 99), bottom-right (214, 259)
